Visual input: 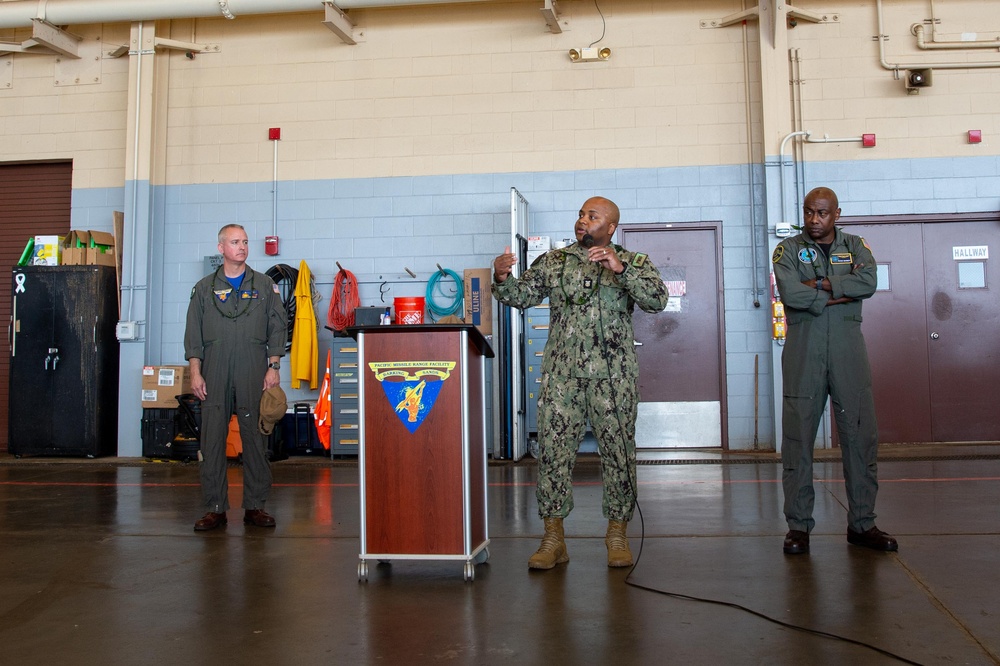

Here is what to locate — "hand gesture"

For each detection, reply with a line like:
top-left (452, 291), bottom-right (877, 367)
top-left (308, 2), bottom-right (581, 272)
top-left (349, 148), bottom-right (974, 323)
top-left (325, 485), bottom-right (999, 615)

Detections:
top-left (493, 246), bottom-right (517, 283)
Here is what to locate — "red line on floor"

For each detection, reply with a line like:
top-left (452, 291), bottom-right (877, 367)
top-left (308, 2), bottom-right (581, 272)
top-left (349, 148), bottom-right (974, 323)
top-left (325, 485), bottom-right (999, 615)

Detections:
top-left (0, 477), bottom-right (997, 489)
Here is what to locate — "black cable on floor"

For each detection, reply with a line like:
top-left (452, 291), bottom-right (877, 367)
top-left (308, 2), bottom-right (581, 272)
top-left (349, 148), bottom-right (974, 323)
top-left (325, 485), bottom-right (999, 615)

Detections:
top-left (594, 255), bottom-right (920, 664)
top-left (622, 569), bottom-right (925, 665)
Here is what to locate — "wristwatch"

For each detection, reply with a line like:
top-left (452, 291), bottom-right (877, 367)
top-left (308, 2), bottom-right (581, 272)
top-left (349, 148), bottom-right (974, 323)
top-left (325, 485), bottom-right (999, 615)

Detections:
top-left (816, 278), bottom-right (824, 290)
top-left (268, 361), bottom-right (281, 370)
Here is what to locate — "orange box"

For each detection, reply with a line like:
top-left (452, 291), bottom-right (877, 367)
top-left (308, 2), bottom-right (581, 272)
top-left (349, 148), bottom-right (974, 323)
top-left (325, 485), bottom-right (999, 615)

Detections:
top-left (226, 415), bottom-right (242, 459)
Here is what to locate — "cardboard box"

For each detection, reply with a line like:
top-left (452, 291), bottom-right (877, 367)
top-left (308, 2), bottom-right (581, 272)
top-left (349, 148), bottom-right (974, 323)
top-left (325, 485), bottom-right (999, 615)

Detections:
top-left (31, 235), bottom-right (63, 266)
top-left (463, 268), bottom-right (492, 336)
top-left (62, 230), bottom-right (116, 267)
top-left (141, 365), bottom-right (192, 409)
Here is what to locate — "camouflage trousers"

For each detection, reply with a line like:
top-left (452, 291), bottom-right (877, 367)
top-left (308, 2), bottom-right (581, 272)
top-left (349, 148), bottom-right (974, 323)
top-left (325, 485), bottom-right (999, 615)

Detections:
top-left (535, 375), bottom-right (638, 521)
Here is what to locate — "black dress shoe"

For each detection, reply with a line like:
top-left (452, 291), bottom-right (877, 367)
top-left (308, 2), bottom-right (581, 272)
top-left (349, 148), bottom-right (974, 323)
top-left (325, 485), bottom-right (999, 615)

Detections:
top-left (783, 530), bottom-right (810, 555)
top-left (244, 509), bottom-right (276, 528)
top-left (847, 526), bottom-right (898, 551)
top-left (194, 512), bottom-right (227, 531)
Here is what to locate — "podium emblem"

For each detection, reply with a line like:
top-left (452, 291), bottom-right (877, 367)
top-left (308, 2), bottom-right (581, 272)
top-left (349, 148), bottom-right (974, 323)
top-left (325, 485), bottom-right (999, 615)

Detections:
top-left (368, 361), bottom-right (457, 433)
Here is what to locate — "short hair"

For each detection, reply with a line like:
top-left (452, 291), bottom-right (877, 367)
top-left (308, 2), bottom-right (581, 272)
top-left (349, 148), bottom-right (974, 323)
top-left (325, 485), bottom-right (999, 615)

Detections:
top-left (218, 224), bottom-right (246, 243)
top-left (805, 187), bottom-right (839, 210)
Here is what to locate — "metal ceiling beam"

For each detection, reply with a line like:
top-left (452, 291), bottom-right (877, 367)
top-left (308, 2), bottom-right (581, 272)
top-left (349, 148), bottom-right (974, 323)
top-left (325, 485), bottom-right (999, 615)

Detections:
top-left (322, 2), bottom-right (357, 45)
top-left (0, 18), bottom-right (81, 57)
top-left (540, 0), bottom-right (562, 34)
top-left (29, 19), bottom-right (82, 58)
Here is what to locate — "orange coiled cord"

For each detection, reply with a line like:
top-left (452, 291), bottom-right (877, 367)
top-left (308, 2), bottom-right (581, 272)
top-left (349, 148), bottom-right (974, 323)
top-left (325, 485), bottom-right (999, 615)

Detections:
top-left (328, 267), bottom-right (360, 331)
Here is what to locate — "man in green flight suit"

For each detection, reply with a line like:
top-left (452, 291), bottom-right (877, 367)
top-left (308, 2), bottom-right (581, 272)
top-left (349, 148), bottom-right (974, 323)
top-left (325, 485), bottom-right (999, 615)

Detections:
top-left (493, 196), bottom-right (669, 570)
top-left (772, 187), bottom-right (897, 555)
top-left (185, 224), bottom-right (288, 531)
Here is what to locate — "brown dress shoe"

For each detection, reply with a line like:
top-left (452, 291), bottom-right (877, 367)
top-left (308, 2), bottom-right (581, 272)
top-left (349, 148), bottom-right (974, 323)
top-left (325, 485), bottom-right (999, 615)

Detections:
top-left (244, 509), bottom-right (276, 528)
top-left (194, 512), bottom-right (227, 531)
top-left (783, 529), bottom-right (810, 554)
top-left (847, 526), bottom-right (898, 551)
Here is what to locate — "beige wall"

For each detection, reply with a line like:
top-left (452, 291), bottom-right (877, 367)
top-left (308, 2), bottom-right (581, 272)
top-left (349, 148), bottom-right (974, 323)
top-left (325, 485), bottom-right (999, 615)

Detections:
top-left (790, 0), bottom-right (1000, 158)
top-left (1, 0), bottom-right (999, 189)
top-left (0, 23), bottom-right (131, 188)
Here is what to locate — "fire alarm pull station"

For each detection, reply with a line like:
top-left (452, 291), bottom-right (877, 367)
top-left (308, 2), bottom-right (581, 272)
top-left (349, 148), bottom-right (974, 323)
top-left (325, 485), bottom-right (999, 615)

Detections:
top-left (265, 236), bottom-right (279, 256)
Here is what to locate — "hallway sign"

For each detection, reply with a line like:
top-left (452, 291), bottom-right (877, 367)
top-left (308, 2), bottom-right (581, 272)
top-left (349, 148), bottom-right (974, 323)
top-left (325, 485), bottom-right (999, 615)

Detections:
top-left (952, 246), bottom-right (988, 260)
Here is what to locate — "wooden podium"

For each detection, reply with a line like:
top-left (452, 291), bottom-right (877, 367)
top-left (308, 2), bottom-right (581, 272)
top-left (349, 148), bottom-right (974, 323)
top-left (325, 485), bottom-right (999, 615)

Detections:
top-left (350, 324), bottom-right (493, 582)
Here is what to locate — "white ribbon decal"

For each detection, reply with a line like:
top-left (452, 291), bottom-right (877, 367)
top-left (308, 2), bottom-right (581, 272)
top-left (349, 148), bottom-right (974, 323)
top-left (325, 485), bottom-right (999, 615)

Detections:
top-left (14, 273), bottom-right (26, 294)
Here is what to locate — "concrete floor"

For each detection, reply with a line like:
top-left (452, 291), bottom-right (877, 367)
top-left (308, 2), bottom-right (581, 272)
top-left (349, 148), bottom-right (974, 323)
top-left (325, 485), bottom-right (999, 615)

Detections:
top-left (0, 445), bottom-right (998, 665)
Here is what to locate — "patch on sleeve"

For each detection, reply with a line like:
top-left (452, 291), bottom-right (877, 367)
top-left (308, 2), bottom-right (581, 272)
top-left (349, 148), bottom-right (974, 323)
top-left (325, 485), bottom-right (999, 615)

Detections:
top-left (861, 237), bottom-right (872, 252)
top-left (771, 246), bottom-right (784, 263)
top-left (632, 252), bottom-right (648, 268)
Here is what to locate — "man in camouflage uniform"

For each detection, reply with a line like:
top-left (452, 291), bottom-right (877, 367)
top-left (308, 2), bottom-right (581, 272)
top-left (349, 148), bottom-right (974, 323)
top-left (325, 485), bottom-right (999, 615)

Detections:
top-left (493, 197), bottom-right (668, 569)
top-left (772, 187), bottom-right (897, 555)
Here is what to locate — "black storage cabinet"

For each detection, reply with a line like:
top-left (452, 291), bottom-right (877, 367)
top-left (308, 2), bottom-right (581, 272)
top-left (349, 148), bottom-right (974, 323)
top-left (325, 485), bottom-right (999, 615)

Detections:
top-left (9, 266), bottom-right (120, 457)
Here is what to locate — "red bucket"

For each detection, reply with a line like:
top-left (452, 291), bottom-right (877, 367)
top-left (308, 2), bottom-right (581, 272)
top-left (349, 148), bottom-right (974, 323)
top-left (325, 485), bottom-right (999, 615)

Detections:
top-left (394, 296), bottom-right (425, 325)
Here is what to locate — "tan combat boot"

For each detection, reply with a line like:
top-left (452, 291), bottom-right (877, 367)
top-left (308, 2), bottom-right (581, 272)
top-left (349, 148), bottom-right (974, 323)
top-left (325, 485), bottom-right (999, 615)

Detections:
top-left (528, 517), bottom-right (570, 570)
top-left (606, 520), bottom-right (633, 567)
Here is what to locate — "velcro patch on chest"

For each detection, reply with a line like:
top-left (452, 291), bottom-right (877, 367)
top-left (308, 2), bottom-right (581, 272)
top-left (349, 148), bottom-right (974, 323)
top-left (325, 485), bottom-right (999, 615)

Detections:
top-left (632, 252), bottom-right (648, 268)
top-left (830, 253), bottom-right (853, 264)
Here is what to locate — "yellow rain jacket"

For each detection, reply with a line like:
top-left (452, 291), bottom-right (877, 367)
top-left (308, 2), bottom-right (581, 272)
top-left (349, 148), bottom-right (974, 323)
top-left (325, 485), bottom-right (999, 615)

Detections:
top-left (291, 260), bottom-right (318, 389)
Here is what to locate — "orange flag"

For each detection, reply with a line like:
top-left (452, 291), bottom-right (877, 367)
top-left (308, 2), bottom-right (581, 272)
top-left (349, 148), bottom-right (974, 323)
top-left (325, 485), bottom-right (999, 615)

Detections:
top-left (314, 349), bottom-right (332, 450)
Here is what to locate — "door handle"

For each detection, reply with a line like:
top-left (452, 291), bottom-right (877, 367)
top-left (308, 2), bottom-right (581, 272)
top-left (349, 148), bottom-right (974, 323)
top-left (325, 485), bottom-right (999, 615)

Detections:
top-left (930, 332), bottom-right (940, 340)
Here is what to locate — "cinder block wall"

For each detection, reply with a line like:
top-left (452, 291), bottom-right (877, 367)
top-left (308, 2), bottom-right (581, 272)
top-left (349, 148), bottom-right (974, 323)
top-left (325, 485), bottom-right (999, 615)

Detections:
top-left (2, 0), bottom-right (999, 450)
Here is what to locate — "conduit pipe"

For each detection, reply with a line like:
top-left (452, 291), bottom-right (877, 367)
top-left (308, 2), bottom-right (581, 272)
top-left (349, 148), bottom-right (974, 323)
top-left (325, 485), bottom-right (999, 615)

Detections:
top-left (777, 131), bottom-right (810, 229)
top-left (876, 0), bottom-right (1000, 71)
top-left (0, 0), bottom-right (504, 29)
top-left (741, 4), bottom-right (761, 308)
top-left (778, 131), bottom-right (869, 234)
top-left (272, 134), bottom-right (279, 237)
top-left (804, 134), bottom-right (864, 144)
top-left (125, 22), bottom-right (146, 325)
top-left (912, 24), bottom-right (1000, 51)
top-left (789, 48), bottom-right (806, 235)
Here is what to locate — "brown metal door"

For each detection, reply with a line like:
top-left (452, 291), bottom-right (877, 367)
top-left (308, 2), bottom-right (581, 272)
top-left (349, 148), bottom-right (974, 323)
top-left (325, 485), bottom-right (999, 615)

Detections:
top-left (620, 223), bottom-right (727, 448)
top-left (849, 224), bottom-right (933, 443)
top-left (843, 217), bottom-right (1000, 443)
top-left (922, 222), bottom-right (1000, 441)
top-left (0, 162), bottom-right (72, 452)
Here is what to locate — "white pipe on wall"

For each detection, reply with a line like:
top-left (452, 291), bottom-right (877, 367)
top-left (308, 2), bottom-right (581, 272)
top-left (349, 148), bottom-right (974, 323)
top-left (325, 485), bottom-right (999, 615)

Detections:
top-left (741, 0), bottom-right (761, 308)
top-left (0, 0), bottom-right (504, 29)
top-left (913, 24), bottom-right (1000, 51)
top-left (126, 22), bottom-right (145, 324)
top-left (778, 131), bottom-right (810, 228)
top-left (876, 0), bottom-right (1000, 71)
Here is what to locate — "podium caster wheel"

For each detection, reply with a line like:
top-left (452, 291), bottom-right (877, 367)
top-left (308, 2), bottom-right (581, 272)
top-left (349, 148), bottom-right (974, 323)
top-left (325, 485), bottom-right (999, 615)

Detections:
top-left (463, 562), bottom-right (475, 582)
top-left (473, 548), bottom-right (489, 565)
top-left (358, 560), bottom-right (368, 582)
